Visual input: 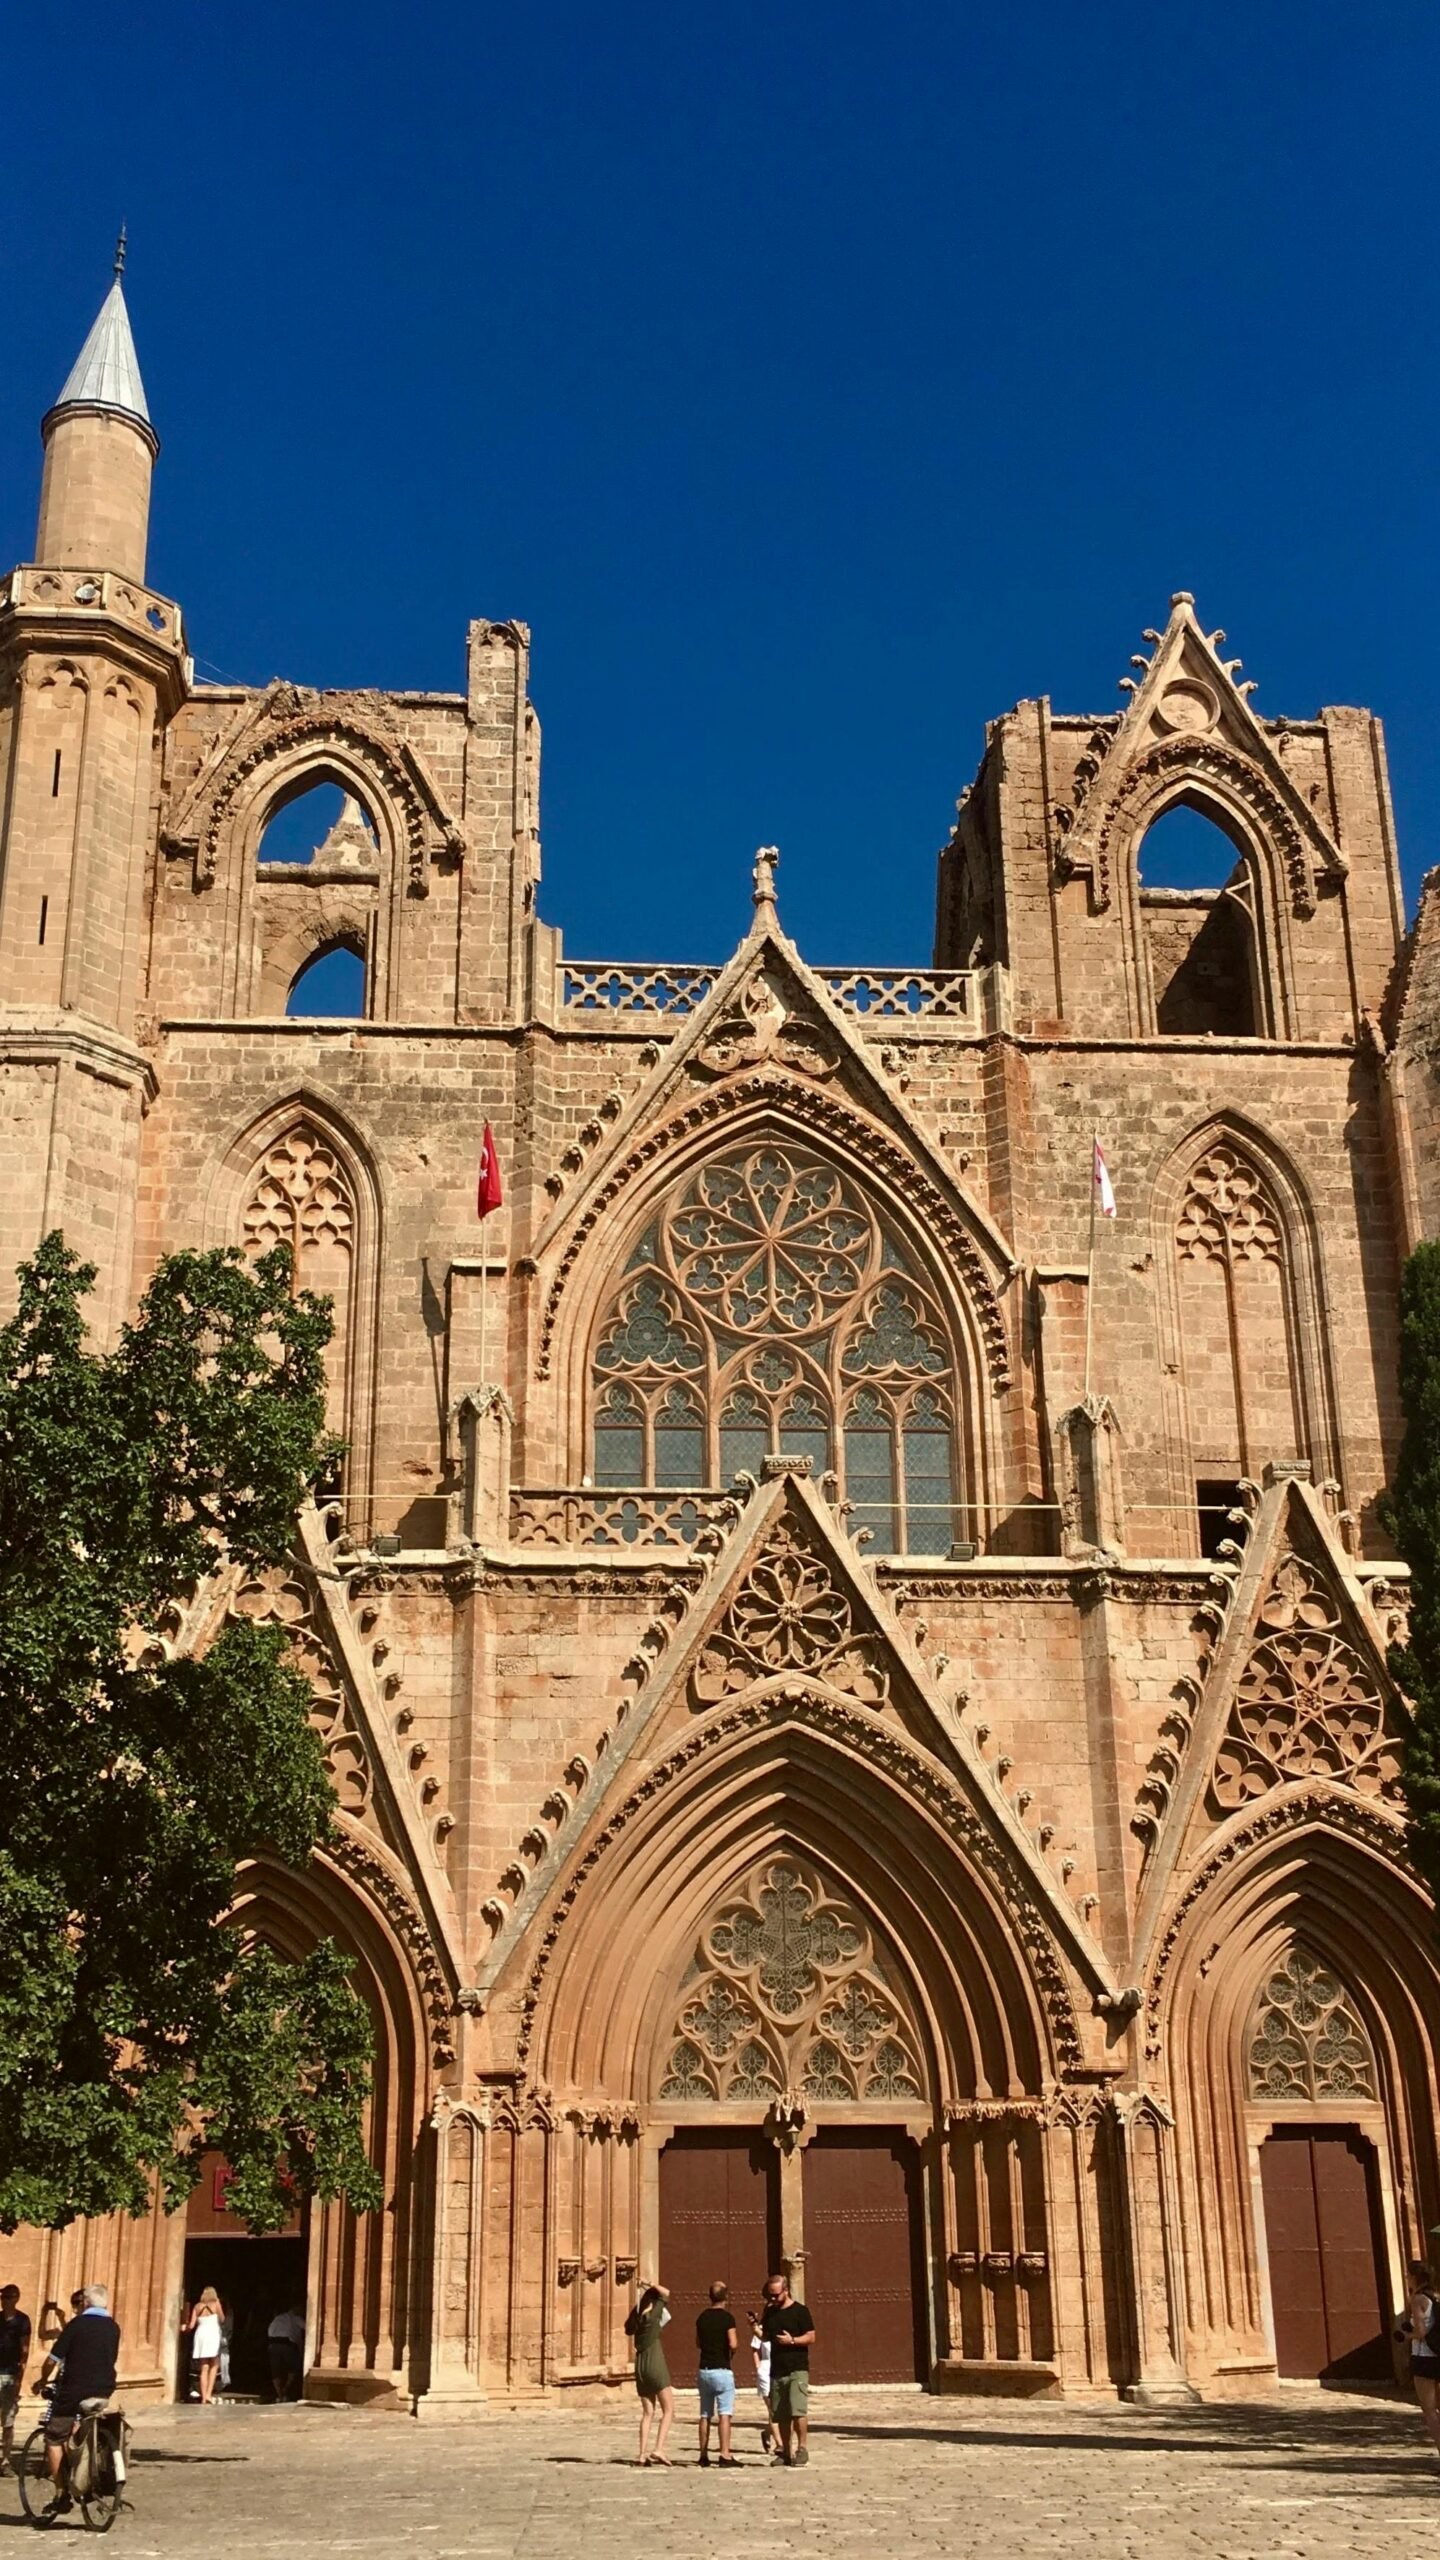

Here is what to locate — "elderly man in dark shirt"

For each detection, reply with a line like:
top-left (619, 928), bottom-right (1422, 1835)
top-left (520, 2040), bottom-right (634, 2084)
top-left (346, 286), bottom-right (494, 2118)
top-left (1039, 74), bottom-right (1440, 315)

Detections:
top-left (39, 2284), bottom-right (121, 2516)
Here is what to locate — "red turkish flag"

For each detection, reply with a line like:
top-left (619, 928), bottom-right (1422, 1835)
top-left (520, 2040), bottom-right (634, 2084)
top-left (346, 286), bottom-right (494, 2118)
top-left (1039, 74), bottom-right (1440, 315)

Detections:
top-left (476, 1122), bottom-right (504, 1219)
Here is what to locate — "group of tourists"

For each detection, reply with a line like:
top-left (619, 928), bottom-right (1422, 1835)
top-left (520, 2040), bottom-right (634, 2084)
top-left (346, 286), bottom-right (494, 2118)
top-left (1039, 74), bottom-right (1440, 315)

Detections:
top-left (621, 2254), bottom-right (1440, 2470)
top-left (625, 2268), bottom-right (814, 2467)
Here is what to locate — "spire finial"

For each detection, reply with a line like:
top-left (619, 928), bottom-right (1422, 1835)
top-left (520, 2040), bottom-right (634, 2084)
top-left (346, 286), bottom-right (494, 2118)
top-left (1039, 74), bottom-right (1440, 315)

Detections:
top-left (752, 844), bottom-right (779, 920)
top-left (113, 225), bottom-right (127, 282)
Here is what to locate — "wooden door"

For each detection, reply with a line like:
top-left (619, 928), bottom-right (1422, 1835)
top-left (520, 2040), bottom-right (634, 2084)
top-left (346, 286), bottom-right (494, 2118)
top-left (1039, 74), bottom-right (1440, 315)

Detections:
top-left (658, 2132), bottom-right (780, 2383)
top-left (801, 2130), bottom-right (926, 2383)
top-left (1259, 2127), bottom-right (1389, 2380)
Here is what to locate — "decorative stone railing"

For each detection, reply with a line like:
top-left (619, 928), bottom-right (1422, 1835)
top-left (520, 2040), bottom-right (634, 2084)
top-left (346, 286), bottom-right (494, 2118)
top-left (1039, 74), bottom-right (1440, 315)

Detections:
top-left (4, 563), bottom-right (185, 648)
top-left (560, 963), bottom-right (719, 1018)
top-left (558, 960), bottom-right (976, 1024)
top-left (508, 1488), bottom-right (740, 1550)
top-left (813, 967), bottom-right (975, 1020)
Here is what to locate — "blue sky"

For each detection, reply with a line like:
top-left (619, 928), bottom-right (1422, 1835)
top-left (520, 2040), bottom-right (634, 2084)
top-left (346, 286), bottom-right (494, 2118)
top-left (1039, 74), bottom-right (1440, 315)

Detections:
top-left (3, 2), bottom-right (1437, 969)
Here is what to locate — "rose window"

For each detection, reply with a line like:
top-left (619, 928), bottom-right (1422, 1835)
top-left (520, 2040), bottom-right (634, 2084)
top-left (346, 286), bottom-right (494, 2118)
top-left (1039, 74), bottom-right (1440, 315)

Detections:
top-left (591, 1141), bottom-right (963, 1553)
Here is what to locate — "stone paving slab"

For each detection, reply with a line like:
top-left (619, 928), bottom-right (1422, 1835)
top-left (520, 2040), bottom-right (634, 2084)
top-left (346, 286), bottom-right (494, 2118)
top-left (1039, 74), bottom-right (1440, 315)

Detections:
top-left (4, 2387), bottom-right (1434, 2559)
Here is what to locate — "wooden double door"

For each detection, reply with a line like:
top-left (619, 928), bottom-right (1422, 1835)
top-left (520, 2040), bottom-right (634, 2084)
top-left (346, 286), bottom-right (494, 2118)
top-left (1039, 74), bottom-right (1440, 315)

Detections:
top-left (658, 2126), bottom-right (927, 2386)
top-left (1258, 2126), bottom-right (1390, 2381)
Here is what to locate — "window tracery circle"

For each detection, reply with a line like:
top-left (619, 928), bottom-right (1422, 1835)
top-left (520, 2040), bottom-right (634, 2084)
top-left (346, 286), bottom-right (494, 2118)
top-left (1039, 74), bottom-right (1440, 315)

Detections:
top-left (590, 1140), bottom-right (963, 1553)
top-left (657, 1857), bottom-right (926, 2105)
top-left (1245, 1946), bottom-right (1375, 2101)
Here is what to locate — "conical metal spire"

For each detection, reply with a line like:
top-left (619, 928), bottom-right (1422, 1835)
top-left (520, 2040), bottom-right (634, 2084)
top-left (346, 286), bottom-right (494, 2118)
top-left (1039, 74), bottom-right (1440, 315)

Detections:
top-left (51, 238), bottom-right (150, 428)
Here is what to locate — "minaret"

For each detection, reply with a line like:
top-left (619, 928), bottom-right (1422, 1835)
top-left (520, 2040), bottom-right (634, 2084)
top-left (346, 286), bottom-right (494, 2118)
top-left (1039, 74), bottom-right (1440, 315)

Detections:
top-left (35, 232), bottom-right (158, 582)
top-left (0, 240), bottom-right (187, 1330)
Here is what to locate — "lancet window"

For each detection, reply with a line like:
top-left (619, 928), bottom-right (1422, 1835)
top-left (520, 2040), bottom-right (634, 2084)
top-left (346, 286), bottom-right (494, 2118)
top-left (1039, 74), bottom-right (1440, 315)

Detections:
top-left (240, 1120), bottom-right (356, 1435)
top-left (657, 1859), bottom-right (926, 2105)
top-left (1246, 1947), bottom-right (1375, 2103)
top-left (1175, 1140), bottom-right (1305, 1508)
top-left (591, 1143), bottom-right (962, 1554)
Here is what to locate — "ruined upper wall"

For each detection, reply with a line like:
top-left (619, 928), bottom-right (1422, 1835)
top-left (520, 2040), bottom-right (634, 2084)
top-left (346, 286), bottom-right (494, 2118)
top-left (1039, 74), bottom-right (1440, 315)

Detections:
top-left (146, 621), bottom-right (540, 1030)
top-left (935, 597), bottom-right (1406, 1045)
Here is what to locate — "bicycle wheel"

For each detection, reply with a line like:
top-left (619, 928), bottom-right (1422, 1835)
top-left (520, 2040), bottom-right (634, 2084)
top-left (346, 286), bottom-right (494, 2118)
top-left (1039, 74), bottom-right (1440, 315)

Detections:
top-left (16, 2424), bottom-right (54, 2521)
top-left (79, 2424), bottom-right (120, 2533)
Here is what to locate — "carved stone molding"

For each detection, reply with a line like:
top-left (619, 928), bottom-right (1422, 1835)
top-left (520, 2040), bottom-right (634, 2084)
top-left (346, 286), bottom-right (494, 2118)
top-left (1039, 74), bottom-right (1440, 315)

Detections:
top-left (1143, 1788), bottom-right (1407, 2060)
top-left (1246, 1945), bottom-right (1375, 2101)
top-left (691, 1518), bottom-right (889, 1709)
top-left (656, 1856), bottom-right (925, 2104)
top-left (1209, 1553), bottom-right (1402, 1813)
top-left (329, 1828), bottom-right (456, 2069)
top-left (1053, 734), bottom-right (1338, 918)
top-left (163, 685), bottom-right (464, 896)
top-left (514, 1688), bottom-right (1086, 2073)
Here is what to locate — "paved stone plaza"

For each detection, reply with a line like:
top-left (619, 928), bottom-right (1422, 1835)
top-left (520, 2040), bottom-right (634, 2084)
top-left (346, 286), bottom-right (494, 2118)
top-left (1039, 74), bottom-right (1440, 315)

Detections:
top-left (8, 2387), bottom-right (1434, 2558)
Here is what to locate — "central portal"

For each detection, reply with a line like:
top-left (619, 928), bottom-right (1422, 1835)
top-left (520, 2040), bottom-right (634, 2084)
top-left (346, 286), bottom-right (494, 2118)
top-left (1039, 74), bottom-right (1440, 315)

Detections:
top-left (801, 2128), bottom-right (927, 2383)
top-left (658, 2130), bottom-right (781, 2380)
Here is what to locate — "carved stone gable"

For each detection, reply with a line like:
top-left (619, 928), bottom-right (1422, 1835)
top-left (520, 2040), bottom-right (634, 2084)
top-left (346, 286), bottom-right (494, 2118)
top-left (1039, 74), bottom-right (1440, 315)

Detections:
top-left (1209, 1553), bottom-right (1402, 1813)
top-left (232, 1568), bottom-right (378, 1830)
top-left (691, 1518), bottom-right (889, 1708)
top-left (658, 1857), bottom-right (925, 2103)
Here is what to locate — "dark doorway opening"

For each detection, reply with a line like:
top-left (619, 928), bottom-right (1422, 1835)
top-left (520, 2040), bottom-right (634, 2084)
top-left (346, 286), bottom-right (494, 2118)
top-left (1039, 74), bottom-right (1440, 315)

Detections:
top-left (801, 2128), bottom-right (927, 2384)
top-left (1259, 2126), bottom-right (1390, 2381)
top-left (658, 2131), bottom-right (780, 2386)
top-left (180, 2149), bottom-right (307, 2400)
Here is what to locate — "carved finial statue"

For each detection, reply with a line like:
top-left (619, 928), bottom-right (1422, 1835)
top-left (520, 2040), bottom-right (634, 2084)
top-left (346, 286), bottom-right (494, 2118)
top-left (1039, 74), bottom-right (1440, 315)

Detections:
top-left (752, 843), bottom-right (780, 918)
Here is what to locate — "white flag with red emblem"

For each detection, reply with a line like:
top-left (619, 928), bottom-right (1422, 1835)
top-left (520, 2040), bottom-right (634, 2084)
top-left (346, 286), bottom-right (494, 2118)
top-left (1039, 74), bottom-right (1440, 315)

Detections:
top-left (1093, 1138), bottom-right (1116, 1219)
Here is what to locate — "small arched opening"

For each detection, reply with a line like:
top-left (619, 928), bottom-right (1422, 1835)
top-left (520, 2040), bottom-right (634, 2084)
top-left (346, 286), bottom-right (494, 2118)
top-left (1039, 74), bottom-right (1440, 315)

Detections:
top-left (258, 782), bottom-right (379, 873)
top-left (287, 940), bottom-right (367, 1020)
top-left (1136, 802), bottom-right (1262, 1037)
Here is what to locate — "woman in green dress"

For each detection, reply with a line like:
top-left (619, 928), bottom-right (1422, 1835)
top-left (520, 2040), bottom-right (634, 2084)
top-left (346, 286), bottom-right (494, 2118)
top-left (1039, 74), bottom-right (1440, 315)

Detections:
top-left (625, 2283), bottom-right (675, 2465)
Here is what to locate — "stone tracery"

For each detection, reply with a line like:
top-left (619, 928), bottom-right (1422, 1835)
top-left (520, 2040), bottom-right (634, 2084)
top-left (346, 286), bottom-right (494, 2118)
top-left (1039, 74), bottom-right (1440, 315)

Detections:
top-left (591, 1138), bottom-right (962, 1552)
top-left (658, 1858), bottom-right (926, 2103)
top-left (1209, 1554), bottom-right (1400, 1811)
top-left (1246, 1946), bottom-right (1375, 2101)
top-left (690, 1517), bottom-right (889, 1706)
top-left (240, 1119), bottom-right (356, 1433)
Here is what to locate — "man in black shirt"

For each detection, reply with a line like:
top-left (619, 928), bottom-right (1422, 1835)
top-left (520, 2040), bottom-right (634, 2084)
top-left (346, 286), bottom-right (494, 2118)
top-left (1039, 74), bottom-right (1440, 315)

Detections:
top-left (761, 2270), bottom-right (815, 2467)
top-left (694, 2280), bottom-right (738, 2466)
top-left (39, 2284), bottom-right (121, 2514)
top-left (0, 2284), bottom-right (31, 2472)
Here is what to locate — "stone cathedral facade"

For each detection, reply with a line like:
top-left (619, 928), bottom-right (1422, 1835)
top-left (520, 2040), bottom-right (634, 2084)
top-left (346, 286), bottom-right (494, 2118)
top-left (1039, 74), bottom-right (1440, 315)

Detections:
top-left (4, 270), bottom-right (1440, 2412)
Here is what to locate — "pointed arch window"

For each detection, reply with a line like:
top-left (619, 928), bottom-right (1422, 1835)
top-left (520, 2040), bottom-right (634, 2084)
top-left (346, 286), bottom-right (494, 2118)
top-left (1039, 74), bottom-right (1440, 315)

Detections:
top-left (589, 1142), bottom-right (964, 1553)
top-left (241, 1120), bottom-right (356, 1441)
top-left (1175, 1140), bottom-right (1306, 1526)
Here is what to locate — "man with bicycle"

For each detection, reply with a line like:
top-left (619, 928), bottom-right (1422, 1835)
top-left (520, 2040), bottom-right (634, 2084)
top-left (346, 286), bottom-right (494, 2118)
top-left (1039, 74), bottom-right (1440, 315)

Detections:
top-left (38, 2284), bottom-right (120, 2519)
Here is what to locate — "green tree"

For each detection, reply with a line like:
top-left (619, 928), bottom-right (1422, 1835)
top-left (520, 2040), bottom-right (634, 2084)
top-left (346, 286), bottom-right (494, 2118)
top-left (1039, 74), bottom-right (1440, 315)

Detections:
top-left (1389, 1239), bottom-right (1440, 1909)
top-left (0, 1231), bottom-right (383, 2234)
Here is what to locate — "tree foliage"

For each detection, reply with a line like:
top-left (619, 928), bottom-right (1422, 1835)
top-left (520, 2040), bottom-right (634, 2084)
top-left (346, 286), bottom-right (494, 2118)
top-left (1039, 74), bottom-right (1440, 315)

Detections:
top-left (0, 1232), bottom-right (383, 2233)
top-left (1389, 1239), bottom-right (1440, 1909)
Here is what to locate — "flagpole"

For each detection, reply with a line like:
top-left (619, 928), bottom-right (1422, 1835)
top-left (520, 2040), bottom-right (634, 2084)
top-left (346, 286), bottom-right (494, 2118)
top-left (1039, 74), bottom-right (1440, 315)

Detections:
top-left (480, 1252), bottom-right (488, 1388)
top-left (1084, 1133), bottom-right (1098, 1404)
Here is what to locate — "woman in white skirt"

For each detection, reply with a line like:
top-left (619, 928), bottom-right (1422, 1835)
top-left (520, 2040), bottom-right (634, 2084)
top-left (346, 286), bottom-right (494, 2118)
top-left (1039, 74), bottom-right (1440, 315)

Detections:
top-left (186, 2289), bottom-right (225, 2405)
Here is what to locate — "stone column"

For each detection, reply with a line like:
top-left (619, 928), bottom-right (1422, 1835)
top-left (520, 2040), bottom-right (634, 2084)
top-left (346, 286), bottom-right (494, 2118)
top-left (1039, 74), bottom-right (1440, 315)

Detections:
top-left (414, 2096), bottom-right (491, 2418)
top-left (1111, 2093), bottom-right (1198, 2405)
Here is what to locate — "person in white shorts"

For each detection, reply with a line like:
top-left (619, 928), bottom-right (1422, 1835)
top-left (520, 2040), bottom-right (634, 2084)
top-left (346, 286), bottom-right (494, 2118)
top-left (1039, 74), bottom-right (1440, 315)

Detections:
top-left (749, 2309), bottom-right (774, 2456)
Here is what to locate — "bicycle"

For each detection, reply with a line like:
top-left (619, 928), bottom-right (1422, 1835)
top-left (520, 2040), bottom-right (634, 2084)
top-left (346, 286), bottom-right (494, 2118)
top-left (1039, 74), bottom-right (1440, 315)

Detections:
top-left (15, 2393), bottom-right (129, 2532)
